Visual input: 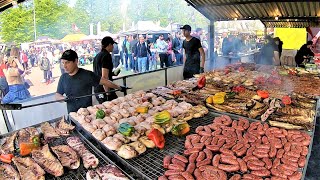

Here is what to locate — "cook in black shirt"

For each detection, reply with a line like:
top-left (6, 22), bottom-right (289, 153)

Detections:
top-left (93, 36), bottom-right (121, 103)
top-left (56, 49), bottom-right (122, 113)
top-left (180, 25), bottom-right (206, 79)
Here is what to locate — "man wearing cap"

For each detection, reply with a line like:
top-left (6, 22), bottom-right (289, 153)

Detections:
top-left (93, 36), bottom-right (121, 103)
top-left (55, 49), bottom-right (124, 113)
top-left (180, 25), bottom-right (206, 79)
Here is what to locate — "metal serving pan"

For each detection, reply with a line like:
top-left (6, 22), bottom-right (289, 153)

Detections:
top-left (0, 117), bottom-right (133, 180)
top-left (71, 110), bottom-right (315, 180)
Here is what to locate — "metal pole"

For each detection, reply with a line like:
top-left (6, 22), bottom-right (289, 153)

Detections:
top-left (33, 0), bottom-right (37, 41)
top-left (209, 20), bottom-right (215, 70)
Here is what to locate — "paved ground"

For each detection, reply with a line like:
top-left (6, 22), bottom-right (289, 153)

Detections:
top-left (25, 63), bottom-right (135, 97)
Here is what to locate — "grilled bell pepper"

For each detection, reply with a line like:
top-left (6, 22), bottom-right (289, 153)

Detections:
top-left (96, 109), bottom-right (105, 119)
top-left (226, 92), bottom-right (236, 99)
top-left (118, 122), bottom-right (134, 136)
top-left (0, 154), bottom-right (14, 163)
top-left (154, 110), bottom-right (171, 125)
top-left (171, 123), bottom-right (190, 136)
top-left (147, 128), bottom-right (165, 149)
top-left (136, 106), bottom-right (149, 113)
top-left (257, 90), bottom-right (269, 99)
top-left (232, 86), bottom-right (246, 93)
top-left (19, 143), bottom-right (39, 156)
top-left (212, 95), bottom-right (225, 104)
top-left (197, 76), bottom-right (206, 89)
top-left (282, 95), bottom-right (292, 105)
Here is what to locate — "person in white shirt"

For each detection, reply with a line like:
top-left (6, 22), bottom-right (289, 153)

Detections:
top-left (156, 34), bottom-right (169, 68)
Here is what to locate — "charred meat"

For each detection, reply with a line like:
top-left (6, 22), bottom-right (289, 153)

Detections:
top-left (17, 127), bottom-right (39, 145)
top-left (55, 116), bottom-right (75, 136)
top-left (31, 144), bottom-right (64, 177)
top-left (12, 157), bottom-right (45, 180)
top-left (86, 170), bottom-right (101, 180)
top-left (0, 132), bottom-right (17, 154)
top-left (0, 164), bottom-right (20, 180)
top-left (40, 122), bottom-right (60, 140)
top-left (66, 136), bottom-right (99, 169)
top-left (96, 165), bottom-right (129, 180)
top-left (51, 145), bottom-right (80, 169)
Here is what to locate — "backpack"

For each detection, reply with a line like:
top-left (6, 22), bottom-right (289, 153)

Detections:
top-left (41, 57), bottom-right (50, 70)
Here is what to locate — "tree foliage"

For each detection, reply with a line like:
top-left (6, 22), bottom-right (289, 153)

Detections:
top-left (0, 0), bottom-right (209, 44)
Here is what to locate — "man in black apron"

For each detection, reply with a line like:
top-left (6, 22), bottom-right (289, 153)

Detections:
top-left (181, 25), bottom-right (206, 79)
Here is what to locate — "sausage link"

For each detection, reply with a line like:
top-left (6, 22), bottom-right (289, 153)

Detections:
top-left (193, 143), bottom-right (204, 150)
top-left (254, 148), bottom-right (269, 154)
top-left (181, 171), bottom-right (194, 180)
top-left (200, 136), bottom-right (209, 143)
top-left (198, 131), bottom-right (211, 136)
top-left (262, 157), bottom-right (272, 170)
top-left (172, 158), bottom-right (186, 168)
top-left (243, 155), bottom-right (259, 162)
top-left (286, 151), bottom-right (301, 159)
top-left (277, 165), bottom-right (295, 176)
top-left (196, 158), bottom-right (211, 167)
top-left (212, 128), bottom-right (222, 136)
top-left (281, 157), bottom-right (298, 167)
top-left (246, 146), bottom-right (255, 156)
top-left (186, 163), bottom-right (196, 174)
top-left (301, 146), bottom-right (309, 156)
top-left (235, 146), bottom-right (247, 156)
top-left (185, 139), bottom-right (193, 149)
top-left (270, 168), bottom-right (287, 179)
top-left (164, 170), bottom-right (182, 176)
top-left (220, 148), bottom-right (234, 156)
top-left (174, 154), bottom-right (188, 163)
top-left (237, 158), bottom-right (247, 172)
top-left (204, 126), bottom-right (211, 133)
top-left (288, 171), bottom-right (302, 180)
top-left (280, 137), bottom-right (287, 146)
top-left (284, 142), bottom-right (291, 152)
top-left (194, 168), bottom-right (204, 180)
top-left (163, 155), bottom-right (172, 169)
top-left (251, 170), bottom-right (271, 177)
top-left (168, 175), bottom-right (185, 180)
top-left (276, 149), bottom-right (285, 159)
top-left (248, 159), bottom-right (265, 166)
top-left (206, 145), bottom-right (220, 152)
top-left (278, 162), bottom-right (298, 172)
top-left (217, 138), bottom-right (226, 147)
top-left (184, 148), bottom-right (200, 155)
top-left (272, 158), bottom-right (280, 169)
top-left (223, 141), bottom-right (236, 149)
top-left (195, 126), bottom-right (204, 134)
top-left (220, 157), bottom-right (239, 165)
top-left (253, 150), bottom-right (269, 158)
top-left (188, 152), bottom-right (198, 163)
top-left (232, 143), bottom-right (244, 151)
top-left (298, 156), bottom-right (306, 168)
top-left (203, 148), bottom-right (213, 160)
top-left (230, 174), bottom-right (241, 180)
top-left (158, 175), bottom-right (168, 180)
top-left (270, 177), bottom-right (287, 180)
top-left (247, 162), bottom-right (267, 171)
top-left (204, 137), bottom-right (212, 146)
top-left (256, 144), bottom-right (271, 149)
top-left (282, 154), bottom-right (299, 162)
top-left (196, 151), bottom-right (206, 162)
top-left (168, 164), bottom-right (184, 171)
top-left (262, 136), bottom-right (270, 144)
top-left (217, 164), bottom-right (240, 172)
top-left (212, 154), bottom-right (220, 167)
top-left (269, 146), bottom-right (277, 158)
top-left (243, 174), bottom-right (262, 180)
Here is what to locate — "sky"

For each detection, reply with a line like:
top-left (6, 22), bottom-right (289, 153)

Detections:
top-left (68, 0), bottom-right (76, 7)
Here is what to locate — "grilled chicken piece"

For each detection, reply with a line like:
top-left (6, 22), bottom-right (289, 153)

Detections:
top-left (12, 157), bottom-right (45, 180)
top-left (51, 145), bottom-right (80, 169)
top-left (0, 132), bottom-right (17, 154)
top-left (129, 141), bottom-right (146, 154)
top-left (55, 116), bottom-right (75, 136)
top-left (31, 144), bottom-right (64, 177)
top-left (40, 122), bottom-right (60, 140)
top-left (96, 165), bottom-right (129, 180)
top-left (66, 136), bottom-right (99, 169)
top-left (92, 129), bottom-right (107, 141)
top-left (86, 170), bottom-right (101, 180)
top-left (117, 145), bottom-right (138, 159)
top-left (0, 164), bottom-right (20, 180)
top-left (18, 127), bottom-right (39, 145)
top-left (102, 137), bottom-right (123, 151)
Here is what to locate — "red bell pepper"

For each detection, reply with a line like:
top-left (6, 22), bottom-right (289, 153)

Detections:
top-left (197, 76), bottom-right (206, 89)
top-left (147, 128), bottom-right (165, 149)
top-left (0, 154), bottom-right (14, 163)
top-left (282, 95), bottom-right (292, 105)
top-left (257, 90), bottom-right (269, 99)
top-left (232, 86), bottom-right (246, 93)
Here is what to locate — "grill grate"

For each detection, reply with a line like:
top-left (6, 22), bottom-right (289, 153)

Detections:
top-left (0, 118), bottom-right (132, 180)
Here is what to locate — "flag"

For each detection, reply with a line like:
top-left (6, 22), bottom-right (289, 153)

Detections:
top-left (72, 23), bottom-right (80, 32)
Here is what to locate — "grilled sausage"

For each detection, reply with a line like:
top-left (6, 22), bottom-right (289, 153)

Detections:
top-left (288, 171), bottom-right (302, 180)
top-left (220, 157), bottom-right (239, 165)
top-left (158, 175), bottom-right (168, 180)
top-left (253, 150), bottom-right (269, 158)
top-left (181, 171), bottom-right (194, 180)
top-left (212, 154), bottom-right (220, 167)
top-left (196, 158), bottom-right (211, 167)
top-left (195, 126), bottom-right (204, 134)
top-left (164, 170), bottom-right (182, 176)
top-left (229, 174), bottom-right (241, 180)
top-left (277, 165), bottom-right (295, 176)
top-left (270, 168), bottom-right (287, 179)
top-left (163, 155), bottom-right (172, 168)
top-left (184, 148), bottom-right (200, 155)
top-left (301, 146), bottom-right (308, 156)
top-left (220, 148), bottom-right (234, 156)
top-left (251, 170), bottom-right (271, 177)
top-left (218, 164), bottom-right (240, 172)
top-left (262, 157), bottom-right (272, 170)
top-left (247, 162), bottom-right (267, 171)
top-left (204, 137), bottom-right (212, 146)
top-left (206, 145), bottom-right (220, 152)
top-left (246, 146), bottom-right (255, 156)
top-left (172, 158), bottom-right (186, 168)
top-left (200, 136), bottom-right (209, 143)
top-left (198, 131), bottom-right (211, 136)
top-left (237, 158), bottom-right (247, 172)
top-left (269, 146), bottom-right (277, 158)
top-left (298, 156), bottom-right (306, 168)
top-left (248, 159), bottom-right (265, 166)
top-left (203, 148), bottom-right (213, 160)
top-left (196, 152), bottom-right (205, 162)
top-left (276, 149), bottom-right (285, 159)
top-left (243, 155), bottom-right (259, 162)
top-left (168, 164), bottom-right (184, 171)
top-left (194, 168), bottom-right (204, 180)
top-left (286, 151), bottom-right (301, 159)
top-left (272, 158), bottom-right (281, 169)
top-left (185, 139), bottom-right (193, 149)
top-left (168, 175), bottom-right (185, 180)
top-left (232, 143), bottom-right (244, 151)
top-left (235, 146), bottom-right (248, 156)
top-left (188, 152), bottom-right (198, 163)
top-left (174, 154), bottom-right (188, 163)
top-left (186, 163), bottom-right (195, 174)
top-left (270, 177), bottom-right (287, 180)
top-left (242, 174), bottom-right (262, 180)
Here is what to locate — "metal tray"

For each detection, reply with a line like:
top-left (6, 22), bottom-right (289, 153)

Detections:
top-left (0, 117), bottom-right (133, 180)
top-left (71, 111), bottom-right (315, 180)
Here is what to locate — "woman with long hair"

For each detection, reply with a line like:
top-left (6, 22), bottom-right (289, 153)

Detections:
top-left (0, 54), bottom-right (9, 97)
top-left (2, 47), bottom-right (30, 103)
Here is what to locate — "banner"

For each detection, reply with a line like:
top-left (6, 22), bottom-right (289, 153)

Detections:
top-left (274, 28), bottom-right (306, 50)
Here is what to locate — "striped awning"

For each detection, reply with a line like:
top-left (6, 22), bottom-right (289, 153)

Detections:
top-left (185, 0), bottom-right (320, 28)
top-left (0, 0), bottom-right (26, 12)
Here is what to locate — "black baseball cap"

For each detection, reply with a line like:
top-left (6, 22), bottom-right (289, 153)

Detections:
top-left (101, 36), bottom-right (117, 46)
top-left (180, 24), bottom-right (192, 31)
top-left (61, 49), bottom-right (78, 61)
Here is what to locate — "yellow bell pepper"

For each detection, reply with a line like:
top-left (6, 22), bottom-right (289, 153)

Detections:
top-left (213, 95), bottom-right (225, 104)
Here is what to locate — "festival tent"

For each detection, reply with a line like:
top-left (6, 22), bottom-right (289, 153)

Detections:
top-left (120, 21), bottom-right (170, 35)
top-left (61, 34), bottom-right (86, 42)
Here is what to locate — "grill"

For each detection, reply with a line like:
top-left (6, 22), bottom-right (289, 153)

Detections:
top-left (72, 109), bottom-right (316, 180)
top-left (0, 117), bottom-right (133, 180)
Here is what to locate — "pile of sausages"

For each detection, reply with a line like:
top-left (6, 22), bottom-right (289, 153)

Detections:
top-left (159, 115), bottom-right (311, 180)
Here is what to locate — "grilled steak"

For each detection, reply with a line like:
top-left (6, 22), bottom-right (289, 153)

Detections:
top-left (86, 170), bottom-right (101, 180)
top-left (96, 165), bottom-right (129, 180)
top-left (51, 145), bottom-right (80, 169)
top-left (40, 122), bottom-right (60, 140)
top-left (17, 127), bottom-right (39, 145)
top-left (31, 144), bottom-right (64, 177)
top-left (55, 116), bottom-right (75, 136)
top-left (0, 164), bottom-right (20, 180)
top-left (12, 157), bottom-right (45, 180)
top-left (66, 136), bottom-right (99, 169)
top-left (0, 132), bottom-right (17, 154)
